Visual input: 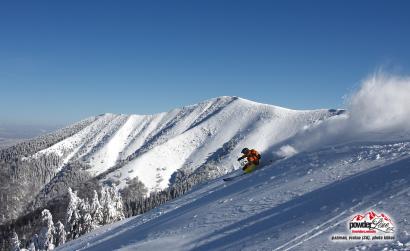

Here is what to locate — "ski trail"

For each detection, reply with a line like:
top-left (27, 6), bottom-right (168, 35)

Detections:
top-left (272, 204), bottom-right (363, 251)
top-left (275, 187), bottom-right (410, 251)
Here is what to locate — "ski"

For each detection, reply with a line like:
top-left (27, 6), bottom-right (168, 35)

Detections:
top-left (223, 173), bottom-right (246, 181)
top-left (223, 156), bottom-right (287, 181)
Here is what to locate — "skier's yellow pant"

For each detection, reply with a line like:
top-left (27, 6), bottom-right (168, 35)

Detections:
top-left (244, 163), bottom-right (258, 173)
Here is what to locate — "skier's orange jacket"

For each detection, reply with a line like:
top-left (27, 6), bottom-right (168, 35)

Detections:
top-left (242, 149), bottom-right (261, 165)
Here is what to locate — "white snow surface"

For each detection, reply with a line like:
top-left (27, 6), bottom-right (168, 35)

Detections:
top-left (57, 74), bottom-right (410, 251)
top-left (31, 96), bottom-right (337, 193)
top-left (57, 140), bottom-right (410, 251)
top-left (105, 97), bottom-right (334, 192)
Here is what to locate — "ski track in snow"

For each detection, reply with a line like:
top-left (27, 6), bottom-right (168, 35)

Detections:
top-left (277, 186), bottom-right (410, 251)
top-left (58, 139), bottom-right (410, 251)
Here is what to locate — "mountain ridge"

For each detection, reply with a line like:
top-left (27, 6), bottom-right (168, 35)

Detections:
top-left (0, 96), bottom-right (342, 227)
top-left (30, 96), bottom-right (340, 194)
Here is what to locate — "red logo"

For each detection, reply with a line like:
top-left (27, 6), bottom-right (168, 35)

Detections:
top-left (349, 211), bottom-right (394, 234)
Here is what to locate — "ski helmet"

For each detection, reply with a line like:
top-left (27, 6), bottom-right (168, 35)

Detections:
top-left (241, 148), bottom-right (249, 154)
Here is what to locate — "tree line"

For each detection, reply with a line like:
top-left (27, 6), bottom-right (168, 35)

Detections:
top-left (4, 186), bottom-right (124, 251)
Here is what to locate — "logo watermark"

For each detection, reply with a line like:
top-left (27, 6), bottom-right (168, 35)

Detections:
top-left (331, 210), bottom-right (395, 242)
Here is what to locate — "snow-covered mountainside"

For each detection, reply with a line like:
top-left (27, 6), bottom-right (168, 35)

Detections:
top-left (58, 74), bottom-right (410, 251)
top-left (0, 95), bottom-right (341, 229)
top-left (30, 96), bottom-right (340, 195)
top-left (58, 141), bottom-right (410, 251)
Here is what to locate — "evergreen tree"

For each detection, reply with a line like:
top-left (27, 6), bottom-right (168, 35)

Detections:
top-left (90, 190), bottom-right (103, 229)
top-left (111, 186), bottom-right (125, 222)
top-left (54, 221), bottom-right (66, 247)
top-left (38, 209), bottom-right (55, 250)
top-left (78, 199), bottom-right (92, 235)
top-left (100, 186), bottom-right (124, 224)
top-left (65, 187), bottom-right (80, 240)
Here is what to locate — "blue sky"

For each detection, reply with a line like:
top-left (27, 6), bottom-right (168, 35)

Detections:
top-left (1, 0), bottom-right (409, 125)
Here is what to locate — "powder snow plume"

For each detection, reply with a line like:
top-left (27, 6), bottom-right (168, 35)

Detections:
top-left (276, 72), bottom-right (410, 155)
top-left (347, 72), bottom-right (410, 133)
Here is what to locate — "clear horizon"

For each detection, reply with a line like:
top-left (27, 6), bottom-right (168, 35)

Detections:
top-left (1, 0), bottom-right (410, 125)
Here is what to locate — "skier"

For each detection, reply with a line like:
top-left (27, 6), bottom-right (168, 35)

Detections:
top-left (237, 148), bottom-right (261, 173)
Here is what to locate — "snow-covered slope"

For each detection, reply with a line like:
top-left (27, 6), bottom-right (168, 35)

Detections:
top-left (57, 73), bottom-right (410, 251)
top-left (57, 140), bottom-right (410, 251)
top-left (30, 96), bottom-right (341, 195)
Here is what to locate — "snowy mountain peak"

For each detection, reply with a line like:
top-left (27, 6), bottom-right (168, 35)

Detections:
top-left (23, 97), bottom-right (342, 201)
top-left (0, 96), bottom-right (349, 233)
top-left (4, 73), bottom-right (410, 251)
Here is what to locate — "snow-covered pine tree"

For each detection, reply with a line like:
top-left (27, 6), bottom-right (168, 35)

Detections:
top-left (100, 186), bottom-right (125, 225)
top-left (111, 186), bottom-right (125, 222)
top-left (54, 221), bottom-right (66, 247)
top-left (66, 187), bottom-right (81, 240)
top-left (99, 187), bottom-right (109, 224)
top-left (38, 209), bottom-right (55, 250)
top-left (90, 190), bottom-right (103, 229)
top-left (9, 231), bottom-right (20, 251)
top-left (78, 199), bottom-right (92, 235)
